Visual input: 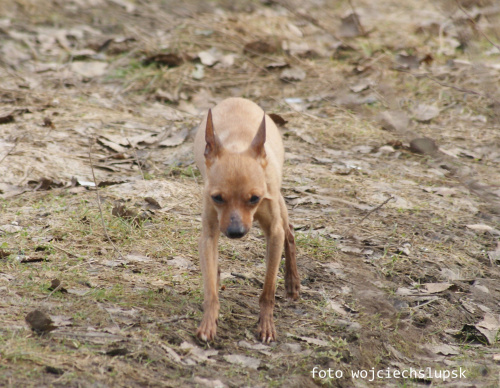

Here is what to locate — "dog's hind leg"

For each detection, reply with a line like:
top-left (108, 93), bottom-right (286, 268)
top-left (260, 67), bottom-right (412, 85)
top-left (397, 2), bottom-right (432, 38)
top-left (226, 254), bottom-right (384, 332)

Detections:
top-left (279, 195), bottom-right (300, 301)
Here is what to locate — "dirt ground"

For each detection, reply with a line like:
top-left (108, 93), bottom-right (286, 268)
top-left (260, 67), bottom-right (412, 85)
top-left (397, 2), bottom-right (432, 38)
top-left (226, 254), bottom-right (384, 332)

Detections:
top-left (1, 0), bottom-right (500, 386)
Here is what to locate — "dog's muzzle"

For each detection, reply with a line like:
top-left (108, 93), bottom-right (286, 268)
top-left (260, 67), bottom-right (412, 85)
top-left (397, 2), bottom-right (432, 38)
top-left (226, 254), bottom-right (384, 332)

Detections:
top-left (225, 214), bottom-right (248, 239)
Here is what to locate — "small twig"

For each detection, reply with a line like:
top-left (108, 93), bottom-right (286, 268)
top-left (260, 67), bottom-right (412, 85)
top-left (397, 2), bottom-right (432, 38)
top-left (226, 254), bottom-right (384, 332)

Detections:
top-left (126, 138), bottom-right (145, 180)
top-left (88, 138), bottom-right (125, 259)
top-left (52, 244), bottom-right (78, 258)
top-left (396, 69), bottom-right (500, 105)
top-left (0, 138), bottom-right (20, 166)
top-left (231, 272), bottom-right (264, 288)
top-left (455, 0), bottom-right (500, 52)
top-left (45, 283), bottom-right (62, 301)
top-left (163, 314), bottom-right (191, 324)
top-left (359, 195), bottom-right (395, 224)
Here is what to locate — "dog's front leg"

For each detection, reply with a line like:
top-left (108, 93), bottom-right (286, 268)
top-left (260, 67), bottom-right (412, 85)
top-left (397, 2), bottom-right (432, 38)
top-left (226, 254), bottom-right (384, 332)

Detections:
top-left (256, 200), bottom-right (284, 343)
top-left (196, 199), bottom-right (220, 341)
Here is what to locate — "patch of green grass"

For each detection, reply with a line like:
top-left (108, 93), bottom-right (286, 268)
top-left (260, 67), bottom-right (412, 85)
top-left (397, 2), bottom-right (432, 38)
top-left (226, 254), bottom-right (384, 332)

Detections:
top-left (295, 232), bottom-right (338, 261)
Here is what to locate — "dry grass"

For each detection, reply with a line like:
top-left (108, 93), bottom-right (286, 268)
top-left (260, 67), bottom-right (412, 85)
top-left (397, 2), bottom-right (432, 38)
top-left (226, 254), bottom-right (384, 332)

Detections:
top-left (1, 0), bottom-right (500, 386)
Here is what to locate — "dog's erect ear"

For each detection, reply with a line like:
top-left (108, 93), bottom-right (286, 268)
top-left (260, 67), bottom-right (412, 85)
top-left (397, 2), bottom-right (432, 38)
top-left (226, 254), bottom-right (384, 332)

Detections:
top-left (204, 109), bottom-right (223, 165)
top-left (249, 114), bottom-right (266, 160)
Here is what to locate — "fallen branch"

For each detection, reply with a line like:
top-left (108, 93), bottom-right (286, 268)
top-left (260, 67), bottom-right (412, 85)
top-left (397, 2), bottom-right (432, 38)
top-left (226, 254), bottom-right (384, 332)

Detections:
top-left (455, 0), bottom-right (500, 52)
top-left (359, 195), bottom-right (395, 224)
top-left (395, 69), bottom-right (500, 105)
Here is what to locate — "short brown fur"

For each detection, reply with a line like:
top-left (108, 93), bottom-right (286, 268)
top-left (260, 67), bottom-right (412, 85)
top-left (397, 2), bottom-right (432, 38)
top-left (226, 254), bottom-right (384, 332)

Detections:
top-left (193, 97), bottom-right (300, 342)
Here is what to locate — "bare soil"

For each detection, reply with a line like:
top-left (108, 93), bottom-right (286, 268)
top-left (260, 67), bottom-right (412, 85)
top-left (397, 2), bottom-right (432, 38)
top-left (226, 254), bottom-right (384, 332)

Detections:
top-left (1, 0), bottom-right (500, 387)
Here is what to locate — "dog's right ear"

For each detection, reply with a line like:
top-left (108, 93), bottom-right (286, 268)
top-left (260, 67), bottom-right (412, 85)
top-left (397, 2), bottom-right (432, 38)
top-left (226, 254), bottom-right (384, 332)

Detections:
top-left (204, 109), bottom-right (223, 165)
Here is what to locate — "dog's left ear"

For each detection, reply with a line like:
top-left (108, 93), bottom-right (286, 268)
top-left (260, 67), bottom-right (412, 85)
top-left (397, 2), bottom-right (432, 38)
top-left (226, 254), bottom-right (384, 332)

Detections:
top-left (249, 114), bottom-right (267, 161)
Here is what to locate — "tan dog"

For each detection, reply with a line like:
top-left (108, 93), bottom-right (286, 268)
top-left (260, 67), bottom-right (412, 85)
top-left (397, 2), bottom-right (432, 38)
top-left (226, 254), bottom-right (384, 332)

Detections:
top-left (193, 97), bottom-right (300, 342)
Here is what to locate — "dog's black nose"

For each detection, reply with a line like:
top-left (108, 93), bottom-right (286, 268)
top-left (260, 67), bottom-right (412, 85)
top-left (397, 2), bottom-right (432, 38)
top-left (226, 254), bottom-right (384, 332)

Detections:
top-left (226, 225), bottom-right (247, 239)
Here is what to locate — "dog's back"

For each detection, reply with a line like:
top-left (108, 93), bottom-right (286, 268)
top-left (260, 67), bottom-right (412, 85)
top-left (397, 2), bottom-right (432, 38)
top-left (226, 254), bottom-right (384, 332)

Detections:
top-left (194, 98), bottom-right (284, 180)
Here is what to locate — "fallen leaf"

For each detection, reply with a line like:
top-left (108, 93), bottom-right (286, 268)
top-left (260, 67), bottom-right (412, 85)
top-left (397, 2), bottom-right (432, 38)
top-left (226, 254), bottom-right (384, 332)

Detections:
top-left (106, 348), bottom-right (129, 357)
top-left (286, 333), bottom-right (329, 346)
top-left (379, 110), bottom-right (410, 133)
top-left (51, 315), bottom-right (73, 327)
top-left (338, 13), bottom-right (364, 38)
top-left (282, 41), bottom-right (315, 57)
top-left (349, 79), bottom-right (375, 93)
top-left (192, 64), bottom-right (204, 80)
top-left (423, 283), bottom-right (454, 294)
top-left (70, 61), bottom-right (108, 78)
top-left (326, 300), bottom-right (349, 316)
top-left (143, 53), bottom-right (183, 67)
top-left (0, 110), bottom-right (14, 124)
top-left (112, 202), bottom-right (138, 220)
top-left (466, 224), bottom-right (499, 234)
top-left (67, 288), bottom-right (90, 296)
top-left (166, 256), bottom-right (195, 270)
top-left (180, 341), bottom-right (218, 363)
top-left (339, 245), bottom-right (363, 254)
top-left (158, 128), bottom-right (188, 147)
top-left (243, 40), bottom-right (276, 55)
top-left (266, 61), bottom-right (289, 70)
top-left (97, 137), bottom-right (128, 153)
top-left (395, 52), bottom-right (420, 69)
top-left (109, 0), bottom-right (135, 12)
top-left (488, 242), bottom-right (500, 264)
top-left (144, 197), bottom-right (161, 209)
top-left (48, 279), bottom-right (68, 293)
top-left (412, 104), bottom-right (440, 122)
top-left (237, 340), bottom-right (271, 355)
top-left (409, 138), bottom-right (439, 155)
top-left (25, 310), bottom-right (57, 334)
top-left (45, 366), bottom-right (64, 375)
top-left (475, 313), bottom-right (500, 345)
top-left (198, 47), bottom-right (223, 67)
top-left (280, 67), bottom-right (306, 82)
top-left (223, 354), bottom-right (260, 369)
top-left (125, 254), bottom-right (151, 263)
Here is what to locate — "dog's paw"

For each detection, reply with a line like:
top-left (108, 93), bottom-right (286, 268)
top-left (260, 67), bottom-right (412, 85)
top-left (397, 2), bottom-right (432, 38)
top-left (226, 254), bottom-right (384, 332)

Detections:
top-left (285, 275), bottom-right (300, 301)
top-left (196, 318), bottom-right (218, 342)
top-left (257, 314), bottom-right (277, 343)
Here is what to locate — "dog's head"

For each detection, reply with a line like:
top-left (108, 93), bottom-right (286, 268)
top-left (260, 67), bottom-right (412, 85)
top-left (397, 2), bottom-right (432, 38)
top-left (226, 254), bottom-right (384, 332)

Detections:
top-left (204, 110), bottom-right (268, 239)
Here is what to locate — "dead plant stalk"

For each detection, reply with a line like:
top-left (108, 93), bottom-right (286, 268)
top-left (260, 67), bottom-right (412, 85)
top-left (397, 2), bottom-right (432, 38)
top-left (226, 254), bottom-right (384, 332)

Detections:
top-left (88, 138), bottom-right (125, 260)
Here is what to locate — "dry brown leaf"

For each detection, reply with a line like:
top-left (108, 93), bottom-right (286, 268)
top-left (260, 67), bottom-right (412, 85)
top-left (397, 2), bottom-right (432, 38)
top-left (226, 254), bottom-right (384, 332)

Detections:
top-left (409, 138), bottom-right (439, 155)
top-left (286, 333), bottom-right (329, 347)
top-left (198, 47), bottom-right (223, 67)
top-left (243, 40), bottom-right (277, 55)
top-left (25, 310), bottom-right (57, 334)
top-left (338, 13), bottom-right (364, 38)
top-left (423, 283), bottom-right (454, 294)
top-left (70, 61), bottom-right (108, 78)
top-left (223, 354), bottom-right (260, 369)
top-left (280, 67), bottom-right (306, 82)
top-left (158, 128), bottom-right (188, 147)
top-left (395, 52), bottom-right (420, 69)
top-left (412, 104), bottom-right (440, 122)
top-left (379, 110), bottom-right (410, 133)
top-left (143, 53), bottom-right (183, 67)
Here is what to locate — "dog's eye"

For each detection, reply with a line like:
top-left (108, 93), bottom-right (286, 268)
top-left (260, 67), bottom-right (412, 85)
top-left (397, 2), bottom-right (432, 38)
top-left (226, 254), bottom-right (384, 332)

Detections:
top-left (212, 194), bottom-right (224, 204)
top-left (249, 195), bottom-right (260, 204)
